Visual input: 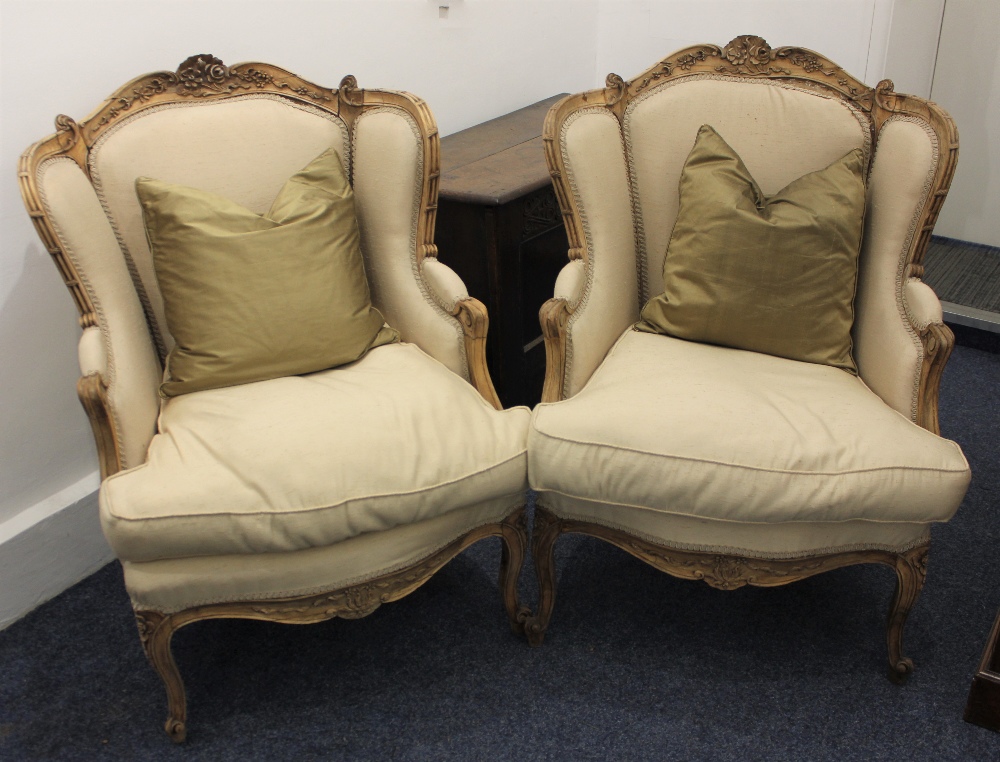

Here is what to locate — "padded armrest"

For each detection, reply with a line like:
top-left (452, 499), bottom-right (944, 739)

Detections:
top-left (553, 260), bottom-right (585, 304)
top-left (78, 326), bottom-right (108, 377)
top-left (904, 279), bottom-right (944, 329)
top-left (421, 258), bottom-right (469, 313)
top-left (37, 158), bottom-right (162, 473)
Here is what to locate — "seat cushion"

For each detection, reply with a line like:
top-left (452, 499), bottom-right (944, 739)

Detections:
top-left (529, 330), bottom-right (969, 527)
top-left (101, 343), bottom-right (529, 562)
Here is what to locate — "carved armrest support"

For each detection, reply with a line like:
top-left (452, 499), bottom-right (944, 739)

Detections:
top-left (915, 322), bottom-right (953, 436)
top-left (77, 372), bottom-right (122, 480)
top-left (539, 297), bottom-right (573, 404)
top-left (904, 278), bottom-right (952, 436)
top-left (452, 297), bottom-right (502, 410)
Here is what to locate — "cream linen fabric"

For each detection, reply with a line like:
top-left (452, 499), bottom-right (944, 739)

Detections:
top-left (854, 118), bottom-right (938, 420)
top-left (38, 158), bottom-right (162, 469)
top-left (905, 279), bottom-right (944, 329)
top-left (538, 492), bottom-right (931, 558)
top-left (559, 109), bottom-right (640, 397)
top-left (623, 77), bottom-right (870, 300)
top-left (353, 108), bottom-right (468, 379)
top-left (89, 95), bottom-right (351, 355)
top-left (101, 343), bottom-right (529, 562)
top-left (78, 326), bottom-right (107, 377)
top-left (122, 497), bottom-right (519, 613)
top-left (421, 257), bottom-right (469, 313)
top-left (553, 260), bottom-right (585, 302)
top-left (529, 330), bottom-right (969, 541)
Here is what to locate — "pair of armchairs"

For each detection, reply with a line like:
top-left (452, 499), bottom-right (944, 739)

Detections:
top-left (21, 38), bottom-right (970, 742)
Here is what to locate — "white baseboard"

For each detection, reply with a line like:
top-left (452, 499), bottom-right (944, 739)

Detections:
top-left (0, 470), bottom-right (114, 630)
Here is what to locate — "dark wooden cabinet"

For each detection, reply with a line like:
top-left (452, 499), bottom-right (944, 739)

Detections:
top-left (966, 607), bottom-right (1000, 732)
top-left (435, 96), bottom-right (569, 408)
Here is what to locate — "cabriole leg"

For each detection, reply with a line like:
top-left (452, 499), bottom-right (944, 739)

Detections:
top-left (499, 507), bottom-right (531, 635)
top-left (135, 611), bottom-right (187, 742)
top-left (525, 506), bottom-right (561, 647)
top-left (886, 544), bottom-right (929, 684)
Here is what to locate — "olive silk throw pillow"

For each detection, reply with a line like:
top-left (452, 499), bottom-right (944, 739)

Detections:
top-left (137, 147), bottom-right (398, 397)
top-left (636, 124), bottom-right (866, 373)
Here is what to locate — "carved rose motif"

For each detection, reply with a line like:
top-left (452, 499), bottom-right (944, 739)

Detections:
top-left (708, 557), bottom-right (748, 589)
top-left (177, 54), bottom-right (228, 94)
top-left (723, 36), bottom-right (772, 68)
top-left (725, 44), bottom-right (749, 66)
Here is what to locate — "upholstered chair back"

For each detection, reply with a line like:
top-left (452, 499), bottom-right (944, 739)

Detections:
top-left (544, 37), bottom-right (956, 432)
top-left (21, 57), bottom-right (465, 476)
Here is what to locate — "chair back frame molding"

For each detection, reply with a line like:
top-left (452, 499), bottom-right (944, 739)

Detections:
top-left (19, 54), bottom-right (501, 481)
top-left (538, 35), bottom-right (959, 434)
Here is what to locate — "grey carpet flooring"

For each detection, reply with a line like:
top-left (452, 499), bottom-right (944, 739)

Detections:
top-left (924, 236), bottom-right (1000, 313)
top-left (1, 340), bottom-right (1000, 760)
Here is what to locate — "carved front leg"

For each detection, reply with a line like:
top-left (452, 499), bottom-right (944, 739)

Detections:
top-left (525, 506), bottom-right (562, 646)
top-left (135, 610), bottom-right (187, 742)
top-left (498, 507), bottom-right (531, 635)
top-left (886, 544), bottom-right (929, 684)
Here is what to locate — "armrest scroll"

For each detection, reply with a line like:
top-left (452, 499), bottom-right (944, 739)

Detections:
top-left (452, 297), bottom-right (502, 409)
top-left (539, 297), bottom-right (573, 403)
top-left (905, 278), bottom-right (952, 435)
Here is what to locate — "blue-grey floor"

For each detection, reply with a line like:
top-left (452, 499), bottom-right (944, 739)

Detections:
top-left (2, 339), bottom-right (999, 760)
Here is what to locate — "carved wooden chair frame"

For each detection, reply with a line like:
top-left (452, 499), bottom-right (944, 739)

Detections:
top-left (530, 36), bottom-right (959, 683)
top-left (19, 55), bottom-right (528, 741)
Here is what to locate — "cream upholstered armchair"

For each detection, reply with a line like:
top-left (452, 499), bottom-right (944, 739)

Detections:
top-left (526, 36), bottom-right (971, 681)
top-left (19, 56), bottom-right (530, 741)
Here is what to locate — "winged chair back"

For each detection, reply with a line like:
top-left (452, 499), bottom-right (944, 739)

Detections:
top-left (541, 35), bottom-right (957, 434)
top-left (20, 55), bottom-right (475, 478)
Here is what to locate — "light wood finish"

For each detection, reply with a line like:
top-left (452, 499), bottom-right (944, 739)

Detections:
top-left (526, 506), bottom-right (928, 683)
top-left (533, 36), bottom-right (959, 679)
top-left (539, 35), bottom-right (959, 426)
top-left (18, 55), bottom-right (521, 740)
top-left (138, 507), bottom-right (529, 743)
top-left (75, 373), bottom-right (120, 480)
top-left (453, 298), bottom-right (502, 409)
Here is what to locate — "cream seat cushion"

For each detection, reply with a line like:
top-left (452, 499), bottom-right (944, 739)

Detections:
top-left (101, 343), bottom-right (529, 562)
top-left (529, 330), bottom-right (970, 542)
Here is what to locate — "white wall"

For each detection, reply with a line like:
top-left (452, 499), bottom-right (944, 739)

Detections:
top-left (0, 0), bottom-right (950, 628)
top-left (594, 0), bottom-right (897, 89)
top-left (882, 0), bottom-right (946, 98)
top-left (930, 1), bottom-right (1000, 247)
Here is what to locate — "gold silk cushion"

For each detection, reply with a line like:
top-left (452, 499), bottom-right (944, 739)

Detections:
top-left (637, 124), bottom-right (866, 372)
top-left (137, 148), bottom-right (398, 397)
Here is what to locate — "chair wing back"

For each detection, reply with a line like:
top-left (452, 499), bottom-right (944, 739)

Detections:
top-left (544, 37), bottom-right (957, 432)
top-left (20, 57), bottom-right (467, 477)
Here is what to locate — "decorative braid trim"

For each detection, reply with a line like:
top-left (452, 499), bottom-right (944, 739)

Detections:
top-left (879, 116), bottom-right (940, 422)
top-left (621, 73), bottom-right (873, 306)
top-left (37, 157), bottom-right (129, 468)
top-left (88, 93), bottom-right (351, 364)
top-left (126, 502), bottom-right (523, 613)
top-left (351, 107), bottom-right (468, 380)
top-left (539, 498), bottom-right (932, 560)
top-left (558, 107), bottom-right (630, 398)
